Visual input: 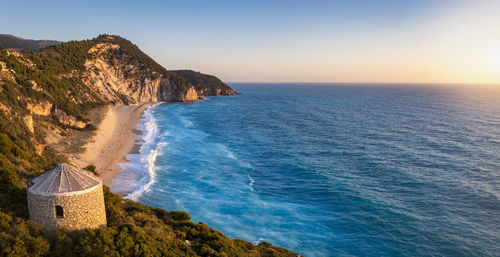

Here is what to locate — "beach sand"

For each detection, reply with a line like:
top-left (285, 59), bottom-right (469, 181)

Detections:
top-left (73, 103), bottom-right (151, 186)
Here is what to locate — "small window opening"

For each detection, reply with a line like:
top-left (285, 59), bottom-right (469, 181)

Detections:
top-left (55, 205), bottom-right (64, 218)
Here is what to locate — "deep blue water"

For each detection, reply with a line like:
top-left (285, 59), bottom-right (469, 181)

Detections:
top-left (133, 84), bottom-right (500, 256)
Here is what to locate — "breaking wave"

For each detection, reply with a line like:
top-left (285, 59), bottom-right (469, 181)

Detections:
top-left (110, 103), bottom-right (162, 200)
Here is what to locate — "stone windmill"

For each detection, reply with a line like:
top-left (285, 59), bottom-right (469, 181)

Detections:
top-left (27, 163), bottom-right (107, 231)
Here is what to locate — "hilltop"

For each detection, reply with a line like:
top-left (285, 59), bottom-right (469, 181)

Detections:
top-left (0, 35), bottom-right (297, 257)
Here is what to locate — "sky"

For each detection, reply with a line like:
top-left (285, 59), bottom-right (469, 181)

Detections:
top-left (1, 0), bottom-right (500, 84)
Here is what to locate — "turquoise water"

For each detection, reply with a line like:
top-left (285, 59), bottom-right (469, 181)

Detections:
top-left (127, 84), bottom-right (500, 256)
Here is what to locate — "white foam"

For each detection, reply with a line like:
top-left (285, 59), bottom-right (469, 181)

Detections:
top-left (254, 238), bottom-right (266, 245)
top-left (217, 143), bottom-right (237, 160)
top-left (248, 175), bottom-right (255, 192)
top-left (181, 116), bottom-right (193, 127)
top-left (156, 141), bottom-right (169, 155)
top-left (110, 103), bottom-right (165, 200)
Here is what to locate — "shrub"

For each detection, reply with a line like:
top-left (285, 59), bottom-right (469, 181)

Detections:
top-left (83, 164), bottom-right (97, 174)
top-left (0, 133), bottom-right (13, 154)
top-left (168, 211), bottom-right (191, 222)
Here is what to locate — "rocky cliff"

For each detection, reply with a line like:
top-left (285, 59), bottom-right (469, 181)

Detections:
top-left (81, 35), bottom-right (239, 103)
top-left (81, 38), bottom-right (203, 104)
top-left (0, 34), bottom-right (238, 130)
top-left (0, 34), bottom-right (241, 152)
top-left (173, 69), bottom-right (239, 96)
top-left (1, 34), bottom-right (236, 107)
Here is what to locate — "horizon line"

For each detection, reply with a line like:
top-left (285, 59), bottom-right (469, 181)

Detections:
top-left (223, 81), bottom-right (500, 86)
top-left (225, 81), bottom-right (500, 86)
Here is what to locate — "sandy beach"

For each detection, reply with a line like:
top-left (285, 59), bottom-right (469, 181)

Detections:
top-left (73, 103), bottom-right (151, 186)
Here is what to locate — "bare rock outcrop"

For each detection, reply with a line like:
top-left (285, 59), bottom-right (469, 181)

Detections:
top-left (183, 87), bottom-right (201, 102)
top-left (23, 115), bottom-right (34, 133)
top-left (82, 42), bottom-right (202, 104)
top-left (34, 143), bottom-right (46, 155)
top-left (27, 101), bottom-right (53, 116)
top-left (26, 100), bottom-right (86, 129)
top-left (53, 109), bottom-right (86, 129)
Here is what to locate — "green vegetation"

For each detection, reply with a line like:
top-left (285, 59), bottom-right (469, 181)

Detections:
top-left (0, 38), bottom-right (295, 256)
top-left (40, 187), bottom-right (296, 257)
top-left (172, 70), bottom-right (237, 96)
top-left (0, 108), bottom-right (64, 218)
top-left (0, 212), bottom-right (50, 256)
top-left (16, 34), bottom-right (193, 96)
top-left (83, 164), bottom-right (97, 174)
top-left (0, 48), bottom-right (103, 120)
top-left (24, 39), bottom-right (95, 74)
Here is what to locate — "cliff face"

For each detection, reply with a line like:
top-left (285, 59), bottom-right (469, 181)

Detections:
top-left (172, 69), bottom-right (239, 97)
top-left (82, 41), bottom-right (203, 104)
top-left (1, 34), bottom-right (236, 107)
top-left (0, 35), bottom-right (239, 153)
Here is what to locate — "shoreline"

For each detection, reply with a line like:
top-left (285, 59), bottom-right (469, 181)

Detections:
top-left (110, 105), bottom-right (160, 199)
top-left (73, 103), bottom-right (152, 187)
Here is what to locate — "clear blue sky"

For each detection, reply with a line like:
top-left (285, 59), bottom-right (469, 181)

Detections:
top-left (2, 0), bottom-right (500, 84)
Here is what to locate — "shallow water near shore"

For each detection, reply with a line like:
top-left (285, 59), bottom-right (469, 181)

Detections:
top-left (110, 104), bottom-right (160, 197)
top-left (121, 84), bottom-right (500, 257)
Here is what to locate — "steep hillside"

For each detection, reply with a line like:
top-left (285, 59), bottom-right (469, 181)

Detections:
top-left (4, 34), bottom-right (238, 104)
top-left (173, 70), bottom-right (238, 96)
top-left (24, 35), bottom-right (202, 103)
top-left (0, 34), bottom-right (61, 51)
top-left (0, 34), bottom-right (240, 151)
top-left (0, 36), bottom-right (297, 256)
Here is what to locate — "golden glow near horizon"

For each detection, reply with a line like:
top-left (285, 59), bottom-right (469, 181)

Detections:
top-left (312, 2), bottom-right (497, 85)
top-left (169, 1), bottom-right (500, 85)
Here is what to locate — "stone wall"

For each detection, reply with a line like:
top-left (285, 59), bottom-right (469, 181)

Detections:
top-left (27, 184), bottom-right (107, 231)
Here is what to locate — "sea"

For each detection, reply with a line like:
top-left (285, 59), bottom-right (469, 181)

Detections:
top-left (111, 83), bottom-right (500, 257)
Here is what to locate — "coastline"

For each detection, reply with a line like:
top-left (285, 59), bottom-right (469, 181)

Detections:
top-left (110, 104), bottom-right (161, 198)
top-left (73, 103), bottom-right (152, 186)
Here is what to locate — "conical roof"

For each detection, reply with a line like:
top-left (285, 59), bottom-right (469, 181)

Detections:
top-left (28, 163), bottom-right (101, 195)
